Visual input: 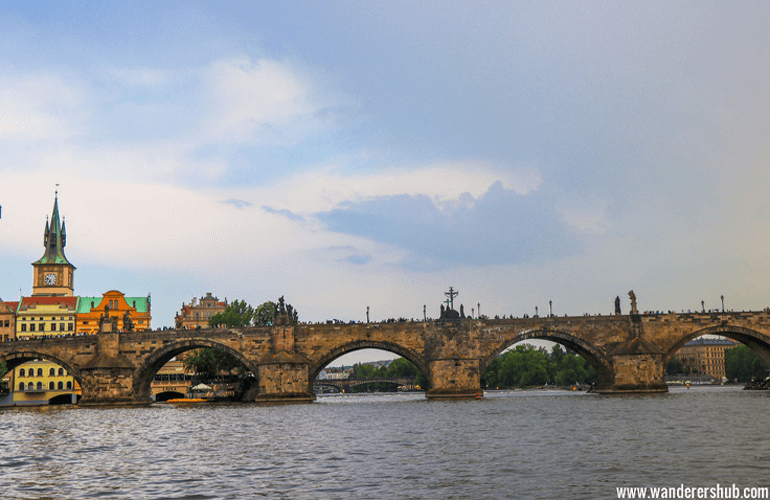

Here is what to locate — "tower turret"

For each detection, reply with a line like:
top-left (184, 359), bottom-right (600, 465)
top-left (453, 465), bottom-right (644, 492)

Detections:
top-left (31, 192), bottom-right (76, 296)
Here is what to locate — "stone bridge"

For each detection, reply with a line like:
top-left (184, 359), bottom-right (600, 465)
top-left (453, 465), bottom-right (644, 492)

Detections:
top-left (314, 377), bottom-right (417, 392)
top-left (2, 309), bottom-right (770, 405)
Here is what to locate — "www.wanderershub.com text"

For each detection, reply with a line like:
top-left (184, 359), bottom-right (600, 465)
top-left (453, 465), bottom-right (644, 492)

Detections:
top-left (617, 484), bottom-right (769, 499)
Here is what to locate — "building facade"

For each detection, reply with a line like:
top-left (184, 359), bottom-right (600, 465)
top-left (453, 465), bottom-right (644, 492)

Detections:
top-left (15, 296), bottom-right (77, 339)
top-left (175, 293), bottom-right (227, 329)
top-left (677, 337), bottom-right (738, 380)
top-left (8, 360), bottom-right (80, 405)
top-left (76, 291), bottom-right (151, 334)
top-left (0, 299), bottom-right (18, 341)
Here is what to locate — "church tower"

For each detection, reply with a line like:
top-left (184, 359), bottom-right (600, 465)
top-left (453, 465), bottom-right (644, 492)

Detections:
top-left (31, 192), bottom-right (76, 296)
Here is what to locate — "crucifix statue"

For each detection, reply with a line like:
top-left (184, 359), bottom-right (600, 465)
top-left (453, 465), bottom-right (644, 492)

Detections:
top-left (444, 286), bottom-right (459, 311)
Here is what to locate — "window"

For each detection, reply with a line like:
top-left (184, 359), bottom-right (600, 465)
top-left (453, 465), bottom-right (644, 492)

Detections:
top-left (37, 368), bottom-right (43, 377)
top-left (60, 323), bottom-right (65, 331)
top-left (37, 382), bottom-right (43, 390)
top-left (57, 381), bottom-right (63, 390)
top-left (19, 382), bottom-right (25, 391)
top-left (3, 320), bottom-right (8, 327)
top-left (49, 368), bottom-right (55, 376)
top-left (39, 323), bottom-right (44, 331)
top-left (68, 323), bottom-right (73, 331)
top-left (29, 324), bottom-right (35, 332)
top-left (58, 368), bottom-right (64, 376)
top-left (19, 368), bottom-right (25, 377)
top-left (66, 381), bottom-right (72, 390)
top-left (51, 323), bottom-right (57, 331)
top-left (21, 324), bottom-right (27, 332)
top-left (49, 381), bottom-right (55, 390)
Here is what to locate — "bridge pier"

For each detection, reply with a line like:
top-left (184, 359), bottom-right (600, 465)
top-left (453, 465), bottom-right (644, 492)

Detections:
top-left (425, 358), bottom-right (483, 400)
top-left (78, 331), bottom-right (150, 406)
top-left (78, 366), bottom-right (148, 406)
top-left (597, 353), bottom-right (668, 394)
top-left (255, 353), bottom-right (316, 404)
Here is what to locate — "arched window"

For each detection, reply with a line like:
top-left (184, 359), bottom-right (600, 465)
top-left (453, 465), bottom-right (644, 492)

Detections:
top-left (57, 381), bottom-right (63, 390)
top-left (66, 381), bottom-right (72, 390)
top-left (37, 382), bottom-right (43, 390)
top-left (19, 368), bottom-right (25, 377)
top-left (37, 368), bottom-right (43, 377)
top-left (19, 382), bottom-right (25, 391)
top-left (49, 381), bottom-right (55, 390)
top-left (49, 368), bottom-right (56, 376)
top-left (58, 368), bottom-right (64, 376)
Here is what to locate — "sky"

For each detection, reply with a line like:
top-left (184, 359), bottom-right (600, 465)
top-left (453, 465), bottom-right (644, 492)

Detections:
top-left (1, 2), bottom-right (770, 366)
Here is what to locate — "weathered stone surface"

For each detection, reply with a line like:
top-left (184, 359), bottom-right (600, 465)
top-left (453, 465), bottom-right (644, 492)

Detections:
top-left (3, 310), bottom-right (770, 404)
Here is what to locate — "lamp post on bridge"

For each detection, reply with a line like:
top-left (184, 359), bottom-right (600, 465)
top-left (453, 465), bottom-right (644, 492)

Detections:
top-left (721, 295), bottom-right (725, 313)
top-left (423, 305), bottom-right (426, 322)
top-left (701, 300), bottom-right (705, 313)
top-left (366, 306), bottom-right (369, 323)
top-left (549, 300), bottom-right (553, 317)
top-left (477, 302), bottom-right (480, 319)
top-left (535, 306), bottom-right (539, 317)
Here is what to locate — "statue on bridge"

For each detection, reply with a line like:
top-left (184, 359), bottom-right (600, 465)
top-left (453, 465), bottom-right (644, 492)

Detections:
top-left (629, 290), bottom-right (638, 315)
top-left (273, 296), bottom-right (298, 326)
top-left (615, 296), bottom-right (621, 315)
top-left (123, 310), bottom-right (134, 332)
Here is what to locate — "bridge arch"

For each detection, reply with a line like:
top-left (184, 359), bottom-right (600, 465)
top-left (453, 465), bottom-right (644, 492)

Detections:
top-left (132, 338), bottom-right (258, 402)
top-left (663, 325), bottom-right (770, 365)
top-left (309, 340), bottom-right (428, 383)
top-left (480, 328), bottom-right (613, 382)
top-left (1, 350), bottom-right (83, 387)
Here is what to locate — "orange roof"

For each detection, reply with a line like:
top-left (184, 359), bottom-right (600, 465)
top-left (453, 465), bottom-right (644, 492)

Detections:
top-left (4, 301), bottom-right (20, 312)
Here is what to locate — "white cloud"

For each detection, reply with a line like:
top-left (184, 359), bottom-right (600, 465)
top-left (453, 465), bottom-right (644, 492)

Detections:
top-left (106, 68), bottom-right (167, 87)
top-left (0, 76), bottom-right (83, 140)
top-left (255, 161), bottom-right (542, 215)
top-left (206, 57), bottom-right (347, 144)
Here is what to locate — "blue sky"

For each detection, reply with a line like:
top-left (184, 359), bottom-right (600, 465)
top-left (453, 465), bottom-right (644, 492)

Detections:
top-left (2, 0), bottom-right (770, 358)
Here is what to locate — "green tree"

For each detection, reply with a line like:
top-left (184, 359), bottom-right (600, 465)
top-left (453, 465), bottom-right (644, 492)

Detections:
top-left (385, 357), bottom-right (419, 378)
top-left (181, 348), bottom-right (247, 385)
top-left (253, 301), bottom-right (277, 326)
top-left (209, 299), bottom-right (254, 328)
top-left (725, 345), bottom-right (769, 382)
top-left (666, 356), bottom-right (685, 375)
top-left (350, 363), bottom-right (377, 379)
top-left (0, 359), bottom-right (7, 378)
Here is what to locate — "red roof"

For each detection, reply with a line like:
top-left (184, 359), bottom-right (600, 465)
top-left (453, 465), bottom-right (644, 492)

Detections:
top-left (4, 301), bottom-right (20, 312)
top-left (20, 296), bottom-right (78, 309)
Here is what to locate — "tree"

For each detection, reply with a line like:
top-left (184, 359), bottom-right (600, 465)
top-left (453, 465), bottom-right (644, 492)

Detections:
top-left (666, 356), bottom-right (685, 375)
top-left (0, 359), bottom-right (7, 378)
top-left (209, 299), bottom-right (254, 328)
top-left (725, 345), bottom-right (769, 382)
top-left (181, 348), bottom-right (247, 385)
top-left (253, 301), bottom-right (277, 326)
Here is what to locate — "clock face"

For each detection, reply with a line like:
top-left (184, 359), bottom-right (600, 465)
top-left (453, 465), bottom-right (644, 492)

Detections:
top-left (44, 273), bottom-right (57, 285)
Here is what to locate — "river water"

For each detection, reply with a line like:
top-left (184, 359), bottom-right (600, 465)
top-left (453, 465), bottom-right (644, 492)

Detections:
top-left (1, 386), bottom-right (768, 500)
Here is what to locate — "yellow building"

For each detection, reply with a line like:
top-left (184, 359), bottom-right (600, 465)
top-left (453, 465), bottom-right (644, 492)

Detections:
top-left (151, 360), bottom-right (194, 401)
top-left (16, 296), bottom-right (78, 338)
top-left (76, 291), bottom-right (151, 334)
top-left (175, 293), bottom-right (227, 329)
top-left (677, 337), bottom-right (738, 379)
top-left (8, 360), bottom-right (81, 405)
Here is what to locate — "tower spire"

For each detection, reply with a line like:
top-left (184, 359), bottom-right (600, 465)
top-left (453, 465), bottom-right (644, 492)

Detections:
top-left (33, 191), bottom-right (73, 267)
